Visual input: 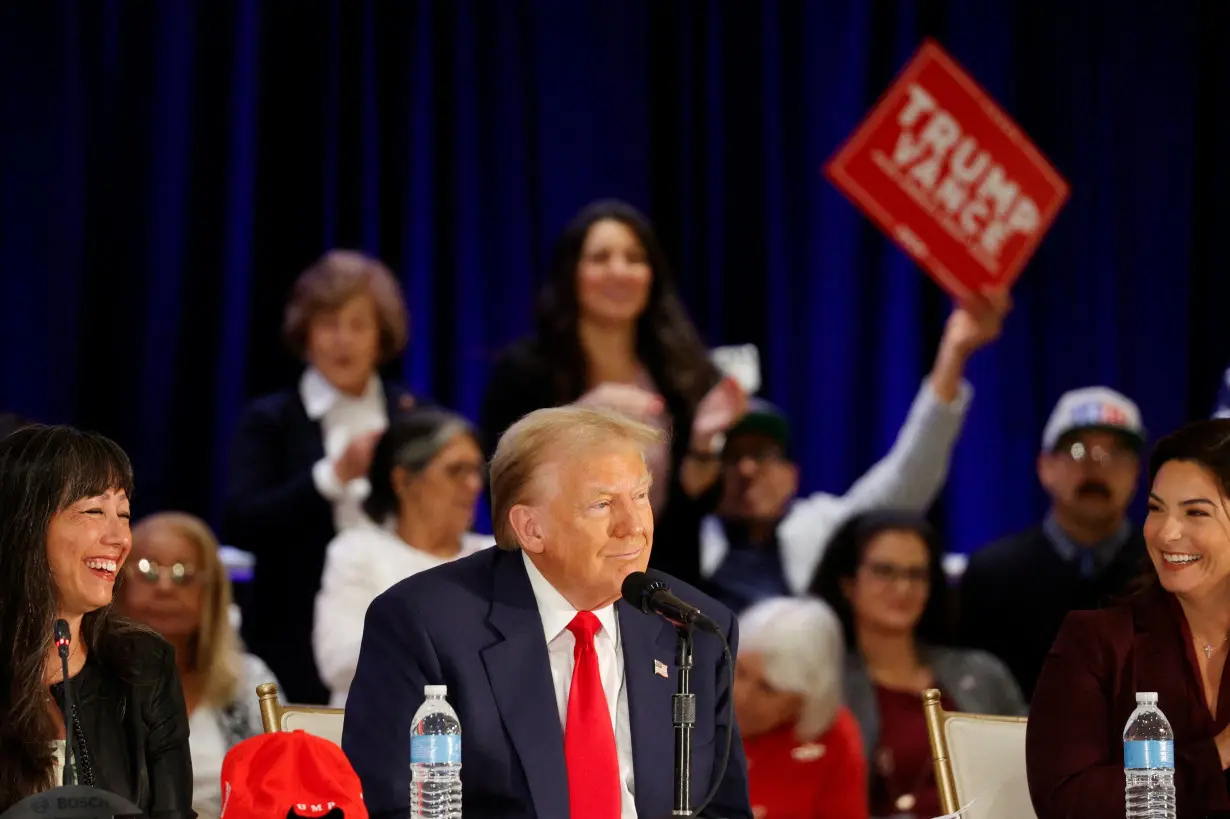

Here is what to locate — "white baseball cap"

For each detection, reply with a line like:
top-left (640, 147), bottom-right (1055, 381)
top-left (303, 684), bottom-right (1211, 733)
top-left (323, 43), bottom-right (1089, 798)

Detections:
top-left (1041, 387), bottom-right (1146, 452)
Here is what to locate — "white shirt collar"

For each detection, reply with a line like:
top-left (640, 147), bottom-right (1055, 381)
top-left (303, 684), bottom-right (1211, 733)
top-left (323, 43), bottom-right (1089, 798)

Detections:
top-left (299, 367), bottom-right (384, 420)
top-left (521, 551), bottom-right (619, 645)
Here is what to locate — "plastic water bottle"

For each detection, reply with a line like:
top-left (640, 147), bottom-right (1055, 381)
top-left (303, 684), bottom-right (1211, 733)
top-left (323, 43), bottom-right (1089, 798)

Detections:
top-left (409, 685), bottom-right (462, 819)
top-left (1123, 691), bottom-right (1176, 819)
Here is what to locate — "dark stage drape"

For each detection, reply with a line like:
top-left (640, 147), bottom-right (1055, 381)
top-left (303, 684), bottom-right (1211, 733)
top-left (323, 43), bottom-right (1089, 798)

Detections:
top-left (1, 0), bottom-right (1227, 555)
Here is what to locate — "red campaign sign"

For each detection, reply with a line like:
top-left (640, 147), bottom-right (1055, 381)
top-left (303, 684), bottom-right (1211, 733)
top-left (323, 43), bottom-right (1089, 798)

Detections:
top-left (825, 39), bottom-right (1070, 300)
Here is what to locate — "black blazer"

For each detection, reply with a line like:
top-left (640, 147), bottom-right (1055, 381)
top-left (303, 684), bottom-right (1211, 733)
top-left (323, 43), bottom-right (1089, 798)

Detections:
top-left (222, 379), bottom-right (415, 704)
top-left (341, 547), bottom-right (752, 819)
top-left (49, 628), bottom-right (193, 819)
top-left (479, 339), bottom-right (721, 587)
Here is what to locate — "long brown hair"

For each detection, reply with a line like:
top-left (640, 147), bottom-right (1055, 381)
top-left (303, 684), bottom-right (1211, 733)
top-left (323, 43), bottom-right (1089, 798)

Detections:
top-left (534, 199), bottom-right (719, 412)
top-left (0, 426), bottom-right (144, 806)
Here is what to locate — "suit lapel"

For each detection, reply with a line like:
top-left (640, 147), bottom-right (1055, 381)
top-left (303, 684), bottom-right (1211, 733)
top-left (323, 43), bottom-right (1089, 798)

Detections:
top-left (1133, 591), bottom-right (1208, 732)
top-left (289, 389), bottom-right (326, 463)
top-left (481, 552), bottom-right (569, 819)
top-left (619, 601), bottom-right (678, 818)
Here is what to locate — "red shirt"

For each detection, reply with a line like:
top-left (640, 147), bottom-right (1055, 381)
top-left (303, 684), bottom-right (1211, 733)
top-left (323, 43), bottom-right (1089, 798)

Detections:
top-left (869, 685), bottom-right (957, 818)
top-left (744, 707), bottom-right (868, 819)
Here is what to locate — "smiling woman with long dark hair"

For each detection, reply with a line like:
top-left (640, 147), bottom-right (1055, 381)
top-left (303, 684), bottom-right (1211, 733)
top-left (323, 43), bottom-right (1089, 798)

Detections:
top-left (1027, 419), bottom-right (1230, 818)
top-left (480, 199), bottom-right (747, 585)
top-left (0, 425), bottom-right (193, 814)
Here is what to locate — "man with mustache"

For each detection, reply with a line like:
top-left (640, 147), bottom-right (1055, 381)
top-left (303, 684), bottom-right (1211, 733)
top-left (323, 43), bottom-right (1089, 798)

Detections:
top-left (958, 387), bottom-right (1147, 700)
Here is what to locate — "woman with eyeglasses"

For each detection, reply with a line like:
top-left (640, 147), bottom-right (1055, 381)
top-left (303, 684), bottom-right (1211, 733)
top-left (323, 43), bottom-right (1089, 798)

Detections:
top-left (314, 408), bottom-right (494, 706)
top-left (809, 510), bottom-right (1024, 819)
top-left (0, 426), bottom-right (192, 814)
top-left (116, 512), bottom-right (277, 819)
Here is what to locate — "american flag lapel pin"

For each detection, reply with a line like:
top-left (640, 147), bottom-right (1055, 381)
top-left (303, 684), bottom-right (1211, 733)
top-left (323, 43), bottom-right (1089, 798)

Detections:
top-left (654, 659), bottom-right (669, 678)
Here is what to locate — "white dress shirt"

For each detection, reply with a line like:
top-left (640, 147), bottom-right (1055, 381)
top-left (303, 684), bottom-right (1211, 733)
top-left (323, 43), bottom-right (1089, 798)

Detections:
top-left (301, 367), bottom-right (388, 532)
top-left (522, 553), bottom-right (637, 819)
top-left (188, 707), bottom-right (226, 819)
top-left (315, 520), bottom-right (494, 707)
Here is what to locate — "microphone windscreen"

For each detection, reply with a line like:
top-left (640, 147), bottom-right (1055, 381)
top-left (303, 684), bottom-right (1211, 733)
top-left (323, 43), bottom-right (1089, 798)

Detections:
top-left (54, 619), bottom-right (70, 643)
top-left (620, 572), bottom-right (652, 609)
top-left (621, 571), bottom-right (670, 612)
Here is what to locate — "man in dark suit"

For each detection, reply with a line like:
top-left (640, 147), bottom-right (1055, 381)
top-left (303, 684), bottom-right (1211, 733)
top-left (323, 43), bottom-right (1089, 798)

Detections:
top-left (342, 405), bottom-right (751, 819)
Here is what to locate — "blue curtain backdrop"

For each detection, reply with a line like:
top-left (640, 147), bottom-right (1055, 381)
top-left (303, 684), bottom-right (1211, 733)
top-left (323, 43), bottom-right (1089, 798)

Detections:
top-left (1, 0), bottom-right (1227, 556)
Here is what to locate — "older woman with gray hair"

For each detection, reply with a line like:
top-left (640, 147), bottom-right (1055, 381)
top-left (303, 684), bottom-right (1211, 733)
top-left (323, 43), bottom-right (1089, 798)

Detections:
top-left (313, 408), bottom-right (494, 706)
top-left (735, 596), bottom-right (869, 819)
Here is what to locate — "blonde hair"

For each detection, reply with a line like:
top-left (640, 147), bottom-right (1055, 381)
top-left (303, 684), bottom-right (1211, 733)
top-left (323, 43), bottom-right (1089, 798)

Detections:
top-left (129, 512), bottom-right (241, 709)
top-left (739, 596), bottom-right (845, 741)
top-left (282, 249), bottom-right (409, 362)
top-left (488, 405), bottom-right (665, 549)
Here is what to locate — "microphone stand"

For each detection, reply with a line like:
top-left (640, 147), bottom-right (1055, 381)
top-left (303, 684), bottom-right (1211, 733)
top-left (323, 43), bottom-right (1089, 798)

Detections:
top-left (56, 628), bottom-right (77, 787)
top-left (672, 625), bottom-right (695, 816)
top-left (0, 623), bottom-right (145, 819)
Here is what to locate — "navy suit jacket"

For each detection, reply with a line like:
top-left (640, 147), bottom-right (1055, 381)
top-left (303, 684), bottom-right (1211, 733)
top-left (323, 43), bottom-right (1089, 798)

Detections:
top-left (341, 547), bottom-right (752, 819)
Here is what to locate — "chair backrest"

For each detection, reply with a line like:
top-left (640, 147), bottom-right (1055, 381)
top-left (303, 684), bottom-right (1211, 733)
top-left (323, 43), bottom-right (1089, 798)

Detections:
top-left (256, 682), bottom-right (346, 746)
top-left (922, 688), bottom-right (1036, 819)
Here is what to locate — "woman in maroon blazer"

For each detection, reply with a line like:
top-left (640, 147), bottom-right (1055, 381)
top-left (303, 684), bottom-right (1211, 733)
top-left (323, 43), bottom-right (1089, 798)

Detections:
top-left (1027, 418), bottom-right (1230, 818)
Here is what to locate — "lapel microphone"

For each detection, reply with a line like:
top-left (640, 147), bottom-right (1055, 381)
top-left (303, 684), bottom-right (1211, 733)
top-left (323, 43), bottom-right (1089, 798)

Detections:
top-left (53, 619), bottom-right (78, 787)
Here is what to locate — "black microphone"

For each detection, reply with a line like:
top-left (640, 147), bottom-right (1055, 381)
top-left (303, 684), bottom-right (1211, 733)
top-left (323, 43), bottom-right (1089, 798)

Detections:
top-left (53, 619), bottom-right (77, 787)
top-left (620, 572), bottom-right (721, 634)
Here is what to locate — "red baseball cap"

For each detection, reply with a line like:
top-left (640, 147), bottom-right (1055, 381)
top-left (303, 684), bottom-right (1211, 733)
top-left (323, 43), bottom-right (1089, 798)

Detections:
top-left (220, 731), bottom-right (367, 819)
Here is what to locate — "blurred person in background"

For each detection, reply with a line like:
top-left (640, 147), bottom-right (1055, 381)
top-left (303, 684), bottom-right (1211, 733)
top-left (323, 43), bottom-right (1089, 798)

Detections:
top-left (693, 288), bottom-right (1009, 613)
top-left (959, 387), bottom-right (1147, 701)
top-left (1213, 366), bottom-right (1230, 418)
top-left (811, 510), bottom-right (1024, 819)
top-left (116, 512), bottom-right (277, 819)
top-left (223, 249), bottom-right (417, 704)
top-left (479, 198), bottom-right (747, 587)
top-left (736, 596), bottom-right (868, 819)
top-left (314, 408), bottom-right (494, 707)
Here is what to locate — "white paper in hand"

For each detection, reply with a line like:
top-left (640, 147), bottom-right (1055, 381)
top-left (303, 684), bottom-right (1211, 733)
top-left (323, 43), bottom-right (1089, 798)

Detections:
top-left (710, 344), bottom-right (761, 395)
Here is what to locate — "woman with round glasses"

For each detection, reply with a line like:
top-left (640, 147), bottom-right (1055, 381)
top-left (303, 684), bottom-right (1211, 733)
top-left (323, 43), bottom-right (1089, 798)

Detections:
top-left (809, 510), bottom-right (1024, 819)
top-left (116, 512), bottom-right (277, 819)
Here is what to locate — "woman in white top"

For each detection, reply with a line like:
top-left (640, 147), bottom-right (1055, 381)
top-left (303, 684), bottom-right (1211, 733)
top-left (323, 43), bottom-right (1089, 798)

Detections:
top-left (115, 512), bottom-right (277, 819)
top-left (315, 408), bottom-right (493, 706)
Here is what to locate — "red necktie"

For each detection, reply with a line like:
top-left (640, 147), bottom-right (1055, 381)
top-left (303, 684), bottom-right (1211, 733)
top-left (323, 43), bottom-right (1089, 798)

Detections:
top-left (564, 611), bottom-right (621, 819)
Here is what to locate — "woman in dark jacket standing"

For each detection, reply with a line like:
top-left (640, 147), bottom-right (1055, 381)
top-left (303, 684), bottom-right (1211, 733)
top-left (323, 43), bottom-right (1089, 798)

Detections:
top-left (0, 425), bottom-right (192, 816)
top-left (223, 249), bottom-right (416, 704)
top-left (480, 199), bottom-right (746, 584)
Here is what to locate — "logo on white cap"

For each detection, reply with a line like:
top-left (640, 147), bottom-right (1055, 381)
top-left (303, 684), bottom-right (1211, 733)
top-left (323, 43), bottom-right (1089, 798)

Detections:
top-left (1042, 387), bottom-right (1144, 452)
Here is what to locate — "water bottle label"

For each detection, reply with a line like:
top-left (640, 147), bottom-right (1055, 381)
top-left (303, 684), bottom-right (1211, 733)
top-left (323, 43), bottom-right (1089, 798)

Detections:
top-left (1124, 739), bottom-right (1174, 769)
top-left (411, 734), bottom-right (461, 764)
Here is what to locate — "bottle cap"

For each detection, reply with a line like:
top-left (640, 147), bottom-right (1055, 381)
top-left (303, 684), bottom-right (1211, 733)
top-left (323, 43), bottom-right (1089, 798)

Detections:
top-left (424, 684), bottom-right (448, 697)
top-left (1136, 691), bottom-right (1158, 703)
